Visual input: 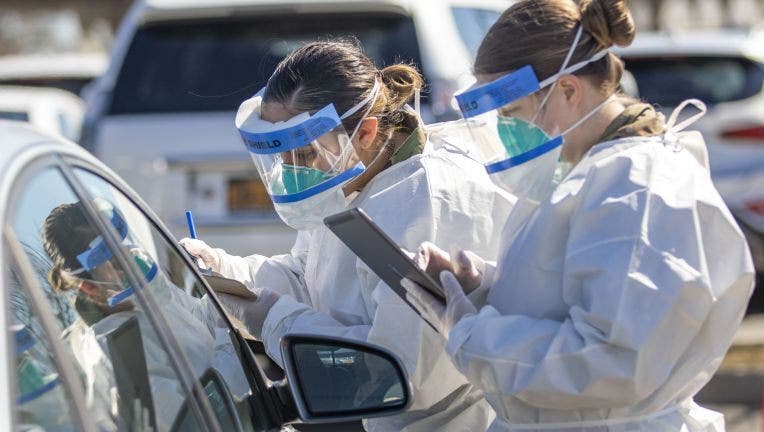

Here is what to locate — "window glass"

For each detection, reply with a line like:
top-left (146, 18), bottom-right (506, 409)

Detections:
top-left (109, 12), bottom-right (424, 114)
top-left (0, 111), bottom-right (29, 122)
top-left (451, 7), bottom-right (501, 59)
top-left (73, 167), bottom-right (261, 432)
top-left (8, 264), bottom-right (75, 431)
top-left (10, 166), bottom-right (206, 431)
top-left (625, 56), bottom-right (764, 106)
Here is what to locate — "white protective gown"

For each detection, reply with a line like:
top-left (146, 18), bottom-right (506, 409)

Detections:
top-left (63, 272), bottom-right (218, 432)
top-left (216, 138), bottom-right (516, 432)
top-left (446, 131), bottom-right (755, 431)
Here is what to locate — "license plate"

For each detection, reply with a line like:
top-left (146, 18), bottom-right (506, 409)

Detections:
top-left (228, 177), bottom-right (273, 212)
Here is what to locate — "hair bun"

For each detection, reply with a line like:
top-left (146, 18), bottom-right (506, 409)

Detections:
top-left (579, 0), bottom-right (635, 48)
top-left (379, 64), bottom-right (424, 111)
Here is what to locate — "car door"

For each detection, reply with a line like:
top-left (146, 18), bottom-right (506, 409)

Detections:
top-left (64, 155), bottom-right (367, 432)
top-left (3, 153), bottom-right (275, 431)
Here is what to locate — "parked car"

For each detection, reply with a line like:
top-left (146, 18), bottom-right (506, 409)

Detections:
top-left (616, 30), bottom-right (764, 310)
top-left (0, 86), bottom-right (85, 142)
top-left (1, 120), bottom-right (411, 431)
top-left (81, 0), bottom-right (507, 256)
top-left (0, 52), bottom-right (107, 97)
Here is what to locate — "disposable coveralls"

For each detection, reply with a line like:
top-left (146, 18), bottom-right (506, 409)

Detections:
top-left (446, 131), bottom-right (755, 431)
top-left (63, 270), bottom-right (218, 432)
top-left (214, 137), bottom-right (515, 431)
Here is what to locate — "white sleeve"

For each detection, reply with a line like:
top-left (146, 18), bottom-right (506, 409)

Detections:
top-left (260, 294), bottom-right (372, 368)
top-left (215, 230), bottom-right (312, 304)
top-left (446, 161), bottom-right (753, 410)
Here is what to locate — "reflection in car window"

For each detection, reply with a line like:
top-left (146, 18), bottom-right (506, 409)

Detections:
top-left (109, 12), bottom-right (423, 114)
top-left (293, 343), bottom-right (404, 415)
top-left (73, 167), bottom-right (261, 432)
top-left (10, 166), bottom-right (206, 431)
top-left (451, 7), bottom-right (501, 59)
top-left (8, 265), bottom-right (75, 431)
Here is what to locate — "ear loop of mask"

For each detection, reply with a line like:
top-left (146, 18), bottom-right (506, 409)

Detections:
top-left (530, 26), bottom-right (610, 126)
top-left (341, 78), bottom-right (381, 140)
top-left (332, 78), bottom-right (382, 172)
top-left (414, 88), bottom-right (421, 119)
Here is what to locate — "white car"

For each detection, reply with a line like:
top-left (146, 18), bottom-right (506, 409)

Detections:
top-left (0, 52), bottom-right (108, 97)
top-left (0, 120), bottom-right (410, 431)
top-left (0, 86), bottom-right (85, 142)
top-left (81, 0), bottom-right (508, 256)
top-left (616, 30), bottom-right (764, 302)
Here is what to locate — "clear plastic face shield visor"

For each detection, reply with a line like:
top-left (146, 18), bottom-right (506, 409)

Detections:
top-left (65, 198), bottom-right (158, 307)
top-left (237, 82), bottom-right (380, 205)
top-left (454, 26), bottom-right (610, 198)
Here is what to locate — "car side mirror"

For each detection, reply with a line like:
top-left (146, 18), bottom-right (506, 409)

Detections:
top-left (280, 334), bottom-right (411, 423)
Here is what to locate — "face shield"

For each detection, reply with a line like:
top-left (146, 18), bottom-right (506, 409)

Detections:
top-left (65, 198), bottom-right (157, 307)
top-left (237, 81), bottom-right (380, 230)
top-left (455, 26), bottom-right (611, 201)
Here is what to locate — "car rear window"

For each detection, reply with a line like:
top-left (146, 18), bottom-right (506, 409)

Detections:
top-left (109, 12), bottom-right (424, 115)
top-left (624, 56), bottom-right (764, 107)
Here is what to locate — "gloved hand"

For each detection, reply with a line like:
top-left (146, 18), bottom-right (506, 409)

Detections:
top-left (216, 289), bottom-right (281, 340)
top-left (416, 242), bottom-right (484, 294)
top-left (402, 271), bottom-right (477, 338)
top-left (179, 238), bottom-right (221, 272)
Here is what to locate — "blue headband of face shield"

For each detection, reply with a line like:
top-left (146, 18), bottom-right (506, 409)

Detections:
top-left (455, 26), bottom-right (609, 173)
top-left (238, 84), bottom-right (380, 203)
top-left (72, 207), bottom-right (129, 273)
top-left (238, 103), bottom-right (365, 203)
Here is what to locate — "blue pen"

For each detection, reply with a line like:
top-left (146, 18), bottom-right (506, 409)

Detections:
top-left (184, 210), bottom-right (207, 269)
top-left (185, 210), bottom-right (198, 239)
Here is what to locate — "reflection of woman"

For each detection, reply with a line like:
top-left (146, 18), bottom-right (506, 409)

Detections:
top-left (405, 1), bottom-right (756, 431)
top-left (43, 200), bottom-right (215, 432)
top-left (183, 40), bottom-right (515, 432)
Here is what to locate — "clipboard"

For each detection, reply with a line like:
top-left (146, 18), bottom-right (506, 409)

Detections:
top-left (200, 269), bottom-right (257, 300)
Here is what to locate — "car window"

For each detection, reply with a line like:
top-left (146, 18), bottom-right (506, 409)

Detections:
top-left (9, 165), bottom-right (208, 431)
top-left (451, 7), bottom-right (501, 59)
top-left (109, 12), bottom-right (424, 115)
top-left (72, 166), bottom-right (263, 432)
top-left (0, 111), bottom-right (30, 122)
top-left (7, 265), bottom-right (76, 431)
top-left (624, 56), bottom-right (764, 106)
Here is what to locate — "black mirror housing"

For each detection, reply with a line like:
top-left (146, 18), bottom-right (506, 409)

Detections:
top-left (280, 334), bottom-right (412, 424)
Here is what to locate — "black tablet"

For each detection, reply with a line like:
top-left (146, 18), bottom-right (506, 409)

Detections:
top-left (324, 208), bottom-right (445, 308)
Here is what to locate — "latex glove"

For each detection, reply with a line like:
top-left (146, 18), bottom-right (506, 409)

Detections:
top-left (416, 242), bottom-right (483, 294)
top-left (216, 289), bottom-right (280, 339)
top-left (402, 271), bottom-right (477, 338)
top-left (179, 238), bottom-right (221, 272)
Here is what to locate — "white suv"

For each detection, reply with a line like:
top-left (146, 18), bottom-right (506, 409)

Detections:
top-left (81, 0), bottom-right (507, 256)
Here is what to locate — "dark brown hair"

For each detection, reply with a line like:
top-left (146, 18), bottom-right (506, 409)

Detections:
top-left (475, 0), bottom-right (635, 94)
top-left (263, 39), bottom-right (424, 146)
top-left (42, 202), bottom-right (100, 292)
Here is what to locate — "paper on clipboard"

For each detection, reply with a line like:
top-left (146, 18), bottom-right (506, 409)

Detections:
top-left (202, 270), bottom-right (257, 300)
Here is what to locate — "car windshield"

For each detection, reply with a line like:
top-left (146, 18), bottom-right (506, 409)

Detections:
top-left (109, 12), bottom-right (424, 115)
top-left (624, 56), bottom-right (764, 107)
